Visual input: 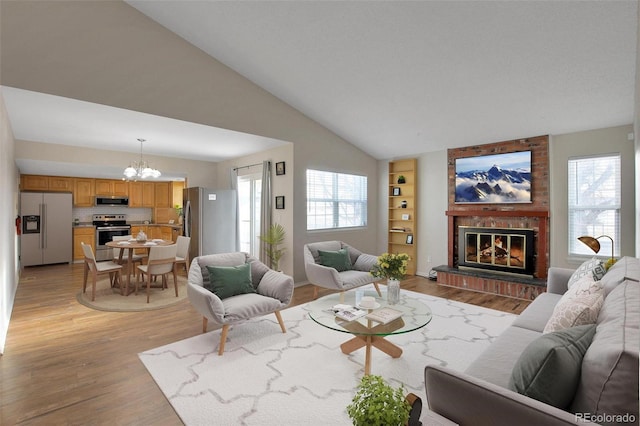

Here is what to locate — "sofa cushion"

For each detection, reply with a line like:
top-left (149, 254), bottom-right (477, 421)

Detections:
top-left (568, 257), bottom-right (606, 289)
top-left (306, 241), bottom-right (342, 263)
top-left (196, 252), bottom-right (248, 286)
top-left (318, 248), bottom-right (352, 272)
top-left (570, 279), bottom-right (639, 421)
top-left (205, 263), bottom-right (255, 299)
top-left (465, 326), bottom-right (542, 388)
top-left (599, 256), bottom-right (640, 295)
top-left (511, 292), bottom-right (563, 332)
top-left (508, 324), bottom-right (596, 409)
top-left (543, 275), bottom-right (604, 333)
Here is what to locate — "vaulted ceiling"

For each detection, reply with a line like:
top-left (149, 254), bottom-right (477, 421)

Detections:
top-left (2, 1), bottom-right (638, 167)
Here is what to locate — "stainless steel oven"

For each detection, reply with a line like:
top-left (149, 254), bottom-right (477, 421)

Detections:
top-left (93, 214), bottom-right (131, 261)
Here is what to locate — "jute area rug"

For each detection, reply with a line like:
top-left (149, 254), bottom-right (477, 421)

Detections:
top-left (76, 273), bottom-right (188, 312)
top-left (139, 284), bottom-right (515, 425)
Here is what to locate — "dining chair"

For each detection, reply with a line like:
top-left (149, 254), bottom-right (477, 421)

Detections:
top-left (135, 244), bottom-right (178, 303)
top-left (112, 235), bottom-right (147, 268)
top-left (81, 242), bottom-right (123, 301)
top-left (174, 235), bottom-right (191, 274)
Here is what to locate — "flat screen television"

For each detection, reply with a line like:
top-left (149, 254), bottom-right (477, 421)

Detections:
top-left (455, 151), bottom-right (532, 204)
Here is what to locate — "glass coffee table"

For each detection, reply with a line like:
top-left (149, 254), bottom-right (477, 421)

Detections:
top-left (307, 288), bottom-right (432, 375)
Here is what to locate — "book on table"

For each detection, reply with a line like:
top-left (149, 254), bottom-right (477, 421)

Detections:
top-left (365, 307), bottom-right (403, 324)
top-left (330, 304), bottom-right (367, 322)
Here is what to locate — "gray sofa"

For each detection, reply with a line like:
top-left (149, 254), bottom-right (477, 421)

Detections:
top-left (424, 256), bottom-right (639, 426)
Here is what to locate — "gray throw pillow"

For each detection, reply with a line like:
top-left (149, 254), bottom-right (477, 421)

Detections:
top-left (205, 263), bottom-right (255, 299)
top-left (568, 257), bottom-right (606, 289)
top-left (318, 248), bottom-right (352, 272)
top-left (508, 324), bottom-right (596, 409)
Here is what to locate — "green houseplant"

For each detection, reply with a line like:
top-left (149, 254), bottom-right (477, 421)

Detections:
top-left (347, 375), bottom-right (410, 426)
top-left (259, 223), bottom-right (286, 271)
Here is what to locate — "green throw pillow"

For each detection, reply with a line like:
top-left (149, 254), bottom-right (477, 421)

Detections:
top-left (205, 263), bottom-right (255, 299)
top-left (508, 324), bottom-right (596, 409)
top-left (318, 248), bottom-right (352, 272)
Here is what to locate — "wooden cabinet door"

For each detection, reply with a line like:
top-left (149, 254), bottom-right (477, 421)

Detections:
top-left (21, 175), bottom-right (49, 191)
top-left (129, 182), bottom-right (143, 207)
top-left (154, 182), bottom-right (171, 208)
top-left (142, 183), bottom-right (155, 207)
top-left (112, 180), bottom-right (129, 197)
top-left (73, 227), bottom-right (95, 260)
top-left (94, 179), bottom-right (112, 196)
top-left (49, 177), bottom-right (73, 192)
top-left (74, 179), bottom-right (95, 207)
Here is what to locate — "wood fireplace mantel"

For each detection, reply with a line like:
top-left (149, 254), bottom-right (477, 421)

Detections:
top-left (446, 210), bottom-right (550, 279)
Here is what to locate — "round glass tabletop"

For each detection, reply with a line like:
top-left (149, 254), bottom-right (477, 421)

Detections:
top-left (307, 288), bottom-right (432, 336)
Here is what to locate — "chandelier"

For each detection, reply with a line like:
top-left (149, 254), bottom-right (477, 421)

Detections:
top-left (123, 138), bottom-right (161, 179)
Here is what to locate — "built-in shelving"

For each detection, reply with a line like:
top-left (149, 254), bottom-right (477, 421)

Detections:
top-left (388, 158), bottom-right (417, 275)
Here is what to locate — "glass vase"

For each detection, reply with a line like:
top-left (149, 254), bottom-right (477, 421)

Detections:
top-left (387, 279), bottom-right (400, 305)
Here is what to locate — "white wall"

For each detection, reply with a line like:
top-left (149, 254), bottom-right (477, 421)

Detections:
top-left (216, 144), bottom-right (295, 276)
top-left (550, 125), bottom-right (636, 269)
top-left (0, 92), bottom-right (19, 354)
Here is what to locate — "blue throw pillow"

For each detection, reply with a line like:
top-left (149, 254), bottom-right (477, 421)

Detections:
top-left (205, 263), bottom-right (255, 299)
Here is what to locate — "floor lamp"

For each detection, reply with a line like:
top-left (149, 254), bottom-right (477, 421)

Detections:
top-left (578, 235), bottom-right (616, 269)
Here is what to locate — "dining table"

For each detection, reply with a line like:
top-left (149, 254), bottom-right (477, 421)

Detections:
top-left (105, 239), bottom-right (175, 295)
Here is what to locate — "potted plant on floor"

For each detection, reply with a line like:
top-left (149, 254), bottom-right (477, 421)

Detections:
top-left (259, 222), bottom-right (286, 271)
top-left (347, 375), bottom-right (411, 426)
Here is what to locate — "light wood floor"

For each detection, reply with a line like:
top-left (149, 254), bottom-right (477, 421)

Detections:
top-left (1, 263), bottom-right (530, 425)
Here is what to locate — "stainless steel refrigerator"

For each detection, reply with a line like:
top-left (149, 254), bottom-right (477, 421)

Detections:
top-left (20, 192), bottom-right (72, 266)
top-left (183, 187), bottom-right (237, 261)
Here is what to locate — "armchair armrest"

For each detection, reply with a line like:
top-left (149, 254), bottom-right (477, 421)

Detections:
top-left (424, 365), bottom-right (592, 426)
top-left (257, 270), bottom-right (294, 306)
top-left (305, 261), bottom-right (343, 290)
top-left (546, 267), bottom-right (575, 295)
top-left (186, 283), bottom-right (226, 323)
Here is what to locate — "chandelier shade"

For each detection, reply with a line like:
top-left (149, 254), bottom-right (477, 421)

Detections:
top-left (124, 139), bottom-right (161, 179)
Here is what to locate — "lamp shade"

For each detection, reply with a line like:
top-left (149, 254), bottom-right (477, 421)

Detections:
top-left (577, 236), bottom-right (601, 254)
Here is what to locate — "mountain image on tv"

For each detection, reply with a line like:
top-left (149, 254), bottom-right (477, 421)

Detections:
top-left (455, 151), bottom-right (532, 204)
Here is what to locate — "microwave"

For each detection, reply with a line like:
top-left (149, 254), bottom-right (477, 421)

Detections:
top-left (95, 196), bottom-right (129, 207)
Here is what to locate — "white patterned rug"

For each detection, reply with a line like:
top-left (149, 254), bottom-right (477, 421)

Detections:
top-left (139, 285), bottom-right (515, 425)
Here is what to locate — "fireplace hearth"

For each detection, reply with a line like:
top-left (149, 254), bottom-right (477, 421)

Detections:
top-left (458, 226), bottom-right (535, 277)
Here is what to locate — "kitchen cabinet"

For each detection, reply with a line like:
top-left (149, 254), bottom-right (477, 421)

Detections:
top-left (154, 182), bottom-right (171, 208)
top-left (388, 158), bottom-right (417, 275)
top-left (95, 179), bottom-right (129, 197)
top-left (73, 227), bottom-right (95, 261)
top-left (20, 175), bottom-right (73, 192)
top-left (74, 179), bottom-right (95, 207)
top-left (129, 182), bottom-right (155, 207)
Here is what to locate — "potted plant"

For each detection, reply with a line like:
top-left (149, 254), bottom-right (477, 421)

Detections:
top-left (259, 223), bottom-right (286, 271)
top-left (397, 175), bottom-right (406, 184)
top-left (347, 375), bottom-right (410, 426)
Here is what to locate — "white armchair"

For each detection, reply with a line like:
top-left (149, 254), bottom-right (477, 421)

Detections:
top-left (303, 241), bottom-right (382, 299)
top-left (187, 252), bottom-right (294, 355)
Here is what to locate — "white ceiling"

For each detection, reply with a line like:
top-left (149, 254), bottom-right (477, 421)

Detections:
top-left (5, 1), bottom-right (638, 174)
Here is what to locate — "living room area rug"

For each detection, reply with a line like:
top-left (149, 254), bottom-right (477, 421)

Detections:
top-left (139, 286), bottom-right (515, 425)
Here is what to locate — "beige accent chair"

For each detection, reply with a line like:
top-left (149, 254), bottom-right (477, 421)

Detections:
top-left (303, 241), bottom-right (381, 299)
top-left (187, 252), bottom-right (294, 355)
top-left (173, 235), bottom-right (191, 274)
top-left (81, 242), bottom-right (123, 301)
top-left (135, 244), bottom-right (178, 303)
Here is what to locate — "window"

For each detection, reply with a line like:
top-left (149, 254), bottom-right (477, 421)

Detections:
top-left (568, 154), bottom-right (620, 257)
top-left (237, 172), bottom-right (262, 256)
top-left (307, 169), bottom-right (367, 230)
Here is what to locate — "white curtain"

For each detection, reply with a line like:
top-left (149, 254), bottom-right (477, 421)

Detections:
top-left (260, 161), bottom-right (272, 265)
top-left (230, 168), bottom-right (240, 252)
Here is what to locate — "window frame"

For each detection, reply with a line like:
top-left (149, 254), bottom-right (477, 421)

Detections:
top-left (567, 153), bottom-right (621, 258)
top-left (306, 169), bottom-right (368, 231)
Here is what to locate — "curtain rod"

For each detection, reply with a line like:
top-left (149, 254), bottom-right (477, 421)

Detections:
top-left (233, 162), bottom-right (264, 172)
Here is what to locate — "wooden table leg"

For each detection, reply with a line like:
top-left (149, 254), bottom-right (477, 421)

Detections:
top-left (340, 334), bottom-right (403, 375)
top-left (364, 336), bottom-right (372, 375)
